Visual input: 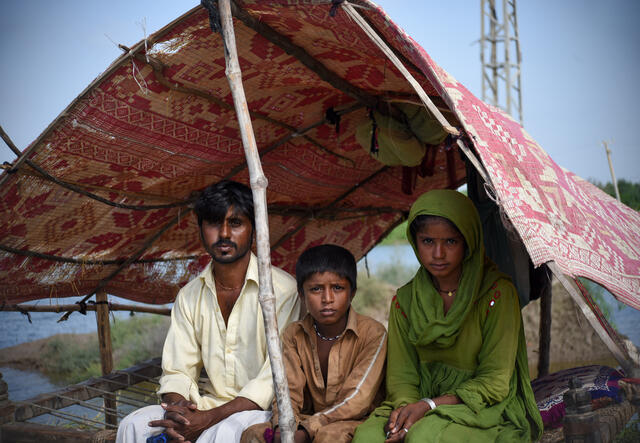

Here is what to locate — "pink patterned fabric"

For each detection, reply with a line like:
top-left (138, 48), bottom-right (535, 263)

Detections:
top-left (0, 1), bottom-right (638, 308)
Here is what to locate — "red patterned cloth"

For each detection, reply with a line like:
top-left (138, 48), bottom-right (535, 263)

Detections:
top-left (0, 1), bottom-right (638, 309)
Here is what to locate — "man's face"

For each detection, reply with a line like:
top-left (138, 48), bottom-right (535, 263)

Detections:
top-left (200, 206), bottom-right (253, 264)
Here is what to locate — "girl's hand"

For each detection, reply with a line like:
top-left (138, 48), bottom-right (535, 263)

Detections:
top-left (384, 402), bottom-right (430, 442)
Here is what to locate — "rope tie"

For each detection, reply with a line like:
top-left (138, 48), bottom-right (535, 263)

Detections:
top-left (76, 300), bottom-right (88, 315)
top-left (17, 306), bottom-right (32, 323)
top-left (368, 108), bottom-right (379, 155)
top-left (325, 107), bottom-right (341, 134)
top-left (329, 0), bottom-right (345, 17)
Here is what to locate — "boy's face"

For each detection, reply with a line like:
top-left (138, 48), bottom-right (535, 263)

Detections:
top-left (302, 271), bottom-right (353, 330)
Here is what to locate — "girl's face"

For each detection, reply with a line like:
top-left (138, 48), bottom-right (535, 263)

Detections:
top-left (415, 218), bottom-right (465, 287)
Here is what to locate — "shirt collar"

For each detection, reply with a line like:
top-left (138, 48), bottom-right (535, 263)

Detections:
top-left (200, 253), bottom-right (259, 292)
top-left (301, 307), bottom-right (359, 339)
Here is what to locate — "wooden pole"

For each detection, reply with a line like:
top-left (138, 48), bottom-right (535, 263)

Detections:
top-left (95, 290), bottom-right (117, 427)
top-left (603, 141), bottom-right (621, 202)
top-left (217, 1), bottom-right (295, 442)
top-left (537, 288), bottom-right (552, 377)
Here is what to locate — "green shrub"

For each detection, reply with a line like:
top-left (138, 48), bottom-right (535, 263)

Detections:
top-left (41, 314), bottom-right (170, 384)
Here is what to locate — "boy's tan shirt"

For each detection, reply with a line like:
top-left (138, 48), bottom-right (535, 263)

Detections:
top-left (271, 309), bottom-right (387, 439)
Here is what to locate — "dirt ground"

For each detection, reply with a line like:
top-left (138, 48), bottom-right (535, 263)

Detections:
top-left (523, 280), bottom-right (618, 378)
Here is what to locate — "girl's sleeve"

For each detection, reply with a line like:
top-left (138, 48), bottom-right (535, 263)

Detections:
top-left (452, 281), bottom-right (521, 412)
top-left (386, 295), bottom-right (422, 408)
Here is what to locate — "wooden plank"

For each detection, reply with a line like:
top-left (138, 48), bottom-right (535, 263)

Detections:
top-left (0, 422), bottom-right (111, 443)
top-left (9, 358), bottom-right (161, 422)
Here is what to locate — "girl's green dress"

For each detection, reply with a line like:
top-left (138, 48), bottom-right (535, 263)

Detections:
top-left (353, 190), bottom-right (542, 442)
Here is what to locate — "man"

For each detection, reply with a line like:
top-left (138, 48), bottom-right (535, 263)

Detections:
top-left (117, 180), bottom-right (301, 443)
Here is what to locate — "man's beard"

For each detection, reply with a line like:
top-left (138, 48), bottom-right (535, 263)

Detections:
top-left (208, 239), bottom-right (251, 264)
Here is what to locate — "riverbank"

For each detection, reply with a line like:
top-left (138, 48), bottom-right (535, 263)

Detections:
top-left (0, 315), bottom-right (169, 386)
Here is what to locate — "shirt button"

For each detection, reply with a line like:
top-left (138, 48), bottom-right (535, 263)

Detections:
top-left (226, 348), bottom-right (231, 354)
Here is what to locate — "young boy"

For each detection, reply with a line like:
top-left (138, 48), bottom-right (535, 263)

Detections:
top-left (241, 244), bottom-right (387, 443)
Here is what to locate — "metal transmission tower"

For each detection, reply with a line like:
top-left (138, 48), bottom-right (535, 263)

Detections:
top-left (480, 0), bottom-right (523, 123)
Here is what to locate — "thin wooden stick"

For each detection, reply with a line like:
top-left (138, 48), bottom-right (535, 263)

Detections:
top-left (2, 303), bottom-right (171, 316)
top-left (217, 1), bottom-right (295, 442)
top-left (0, 243), bottom-right (196, 265)
top-left (342, 2), bottom-right (459, 136)
top-left (58, 209), bottom-right (191, 321)
top-left (547, 262), bottom-right (634, 375)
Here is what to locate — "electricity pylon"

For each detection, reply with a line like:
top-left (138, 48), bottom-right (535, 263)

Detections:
top-left (480, 0), bottom-right (523, 124)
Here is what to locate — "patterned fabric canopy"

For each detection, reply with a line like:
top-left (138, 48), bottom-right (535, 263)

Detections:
top-left (1, 0), bottom-right (638, 309)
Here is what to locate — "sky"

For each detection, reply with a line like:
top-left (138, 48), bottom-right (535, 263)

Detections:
top-left (1, 0), bottom-right (638, 184)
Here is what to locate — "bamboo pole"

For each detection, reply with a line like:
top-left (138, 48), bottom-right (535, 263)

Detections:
top-left (217, 1), bottom-right (296, 442)
top-left (95, 290), bottom-right (117, 427)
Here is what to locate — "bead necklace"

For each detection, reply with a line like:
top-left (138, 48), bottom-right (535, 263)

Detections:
top-left (313, 322), bottom-right (343, 341)
top-left (433, 280), bottom-right (458, 297)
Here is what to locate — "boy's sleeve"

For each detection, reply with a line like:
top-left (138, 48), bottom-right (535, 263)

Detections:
top-left (449, 281), bottom-right (521, 412)
top-left (299, 320), bottom-right (388, 439)
top-left (270, 324), bottom-right (306, 429)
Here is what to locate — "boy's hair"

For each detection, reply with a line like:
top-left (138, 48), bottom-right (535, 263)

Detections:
top-left (194, 180), bottom-right (255, 228)
top-left (295, 244), bottom-right (357, 294)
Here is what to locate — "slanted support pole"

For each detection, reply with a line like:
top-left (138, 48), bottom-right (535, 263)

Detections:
top-left (342, 3), bottom-right (459, 136)
top-left (95, 290), bottom-right (117, 427)
top-left (217, 1), bottom-right (295, 442)
top-left (547, 262), bottom-right (635, 376)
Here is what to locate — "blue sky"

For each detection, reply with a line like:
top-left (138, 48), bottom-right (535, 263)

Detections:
top-left (1, 0), bottom-right (638, 183)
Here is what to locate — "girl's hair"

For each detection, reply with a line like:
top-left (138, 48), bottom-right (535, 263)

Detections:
top-left (409, 214), bottom-right (463, 243)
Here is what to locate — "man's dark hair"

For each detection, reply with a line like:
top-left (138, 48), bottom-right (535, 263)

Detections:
top-left (295, 244), bottom-right (357, 294)
top-left (194, 180), bottom-right (254, 228)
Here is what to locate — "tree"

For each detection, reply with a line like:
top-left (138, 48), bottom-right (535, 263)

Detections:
top-left (590, 179), bottom-right (640, 211)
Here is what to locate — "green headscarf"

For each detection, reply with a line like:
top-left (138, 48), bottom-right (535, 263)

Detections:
top-left (402, 189), bottom-right (508, 347)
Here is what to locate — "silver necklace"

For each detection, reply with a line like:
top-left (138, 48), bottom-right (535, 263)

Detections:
top-left (313, 322), bottom-right (343, 341)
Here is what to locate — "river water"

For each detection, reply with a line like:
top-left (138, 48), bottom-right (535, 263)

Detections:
top-left (0, 244), bottom-right (638, 411)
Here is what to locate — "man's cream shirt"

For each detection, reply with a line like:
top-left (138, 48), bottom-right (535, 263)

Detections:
top-left (158, 253), bottom-right (301, 410)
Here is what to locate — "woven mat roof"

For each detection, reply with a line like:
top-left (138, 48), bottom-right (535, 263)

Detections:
top-left (1, 0), bottom-right (638, 308)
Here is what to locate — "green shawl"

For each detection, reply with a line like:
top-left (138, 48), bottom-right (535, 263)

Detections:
top-left (400, 189), bottom-right (543, 439)
top-left (403, 190), bottom-right (505, 348)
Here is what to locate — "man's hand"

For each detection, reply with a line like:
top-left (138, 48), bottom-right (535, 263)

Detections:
top-left (149, 402), bottom-right (220, 443)
top-left (273, 428), bottom-right (310, 443)
top-left (383, 402), bottom-right (430, 442)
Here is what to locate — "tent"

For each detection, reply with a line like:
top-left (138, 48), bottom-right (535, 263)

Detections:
top-left (1, 0), bottom-right (639, 372)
